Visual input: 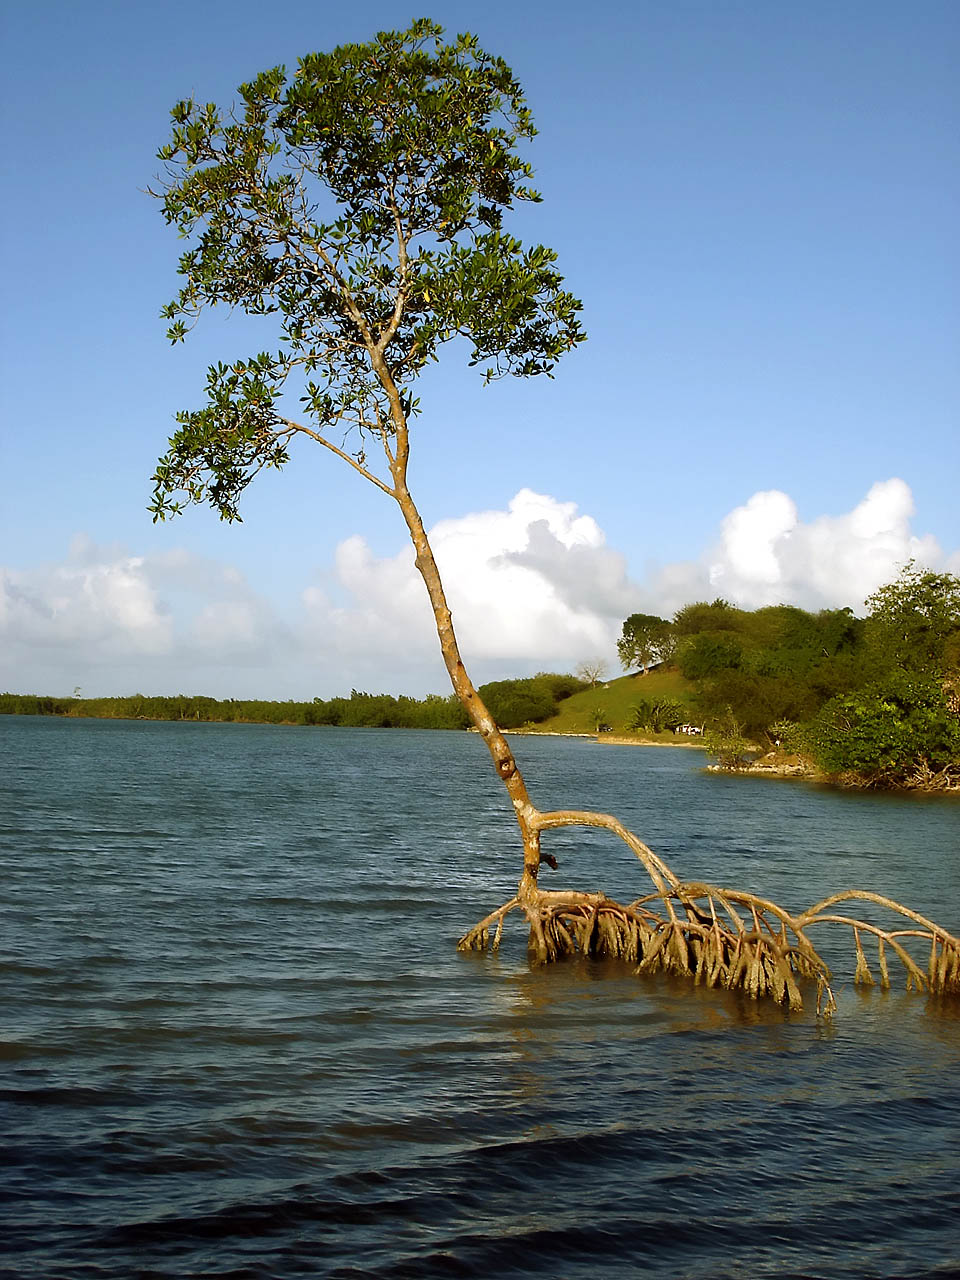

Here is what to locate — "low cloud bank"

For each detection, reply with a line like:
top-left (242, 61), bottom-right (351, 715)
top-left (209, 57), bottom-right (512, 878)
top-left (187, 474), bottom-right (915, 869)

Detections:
top-left (705, 479), bottom-right (944, 607)
top-left (2, 481), bottom-right (955, 698)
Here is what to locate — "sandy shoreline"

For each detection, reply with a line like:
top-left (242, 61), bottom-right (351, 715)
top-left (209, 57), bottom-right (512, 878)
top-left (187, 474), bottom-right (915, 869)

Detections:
top-left (507, 733), bottom-right (960, 791)
top-left (505, 730), bottom-right (705, 749)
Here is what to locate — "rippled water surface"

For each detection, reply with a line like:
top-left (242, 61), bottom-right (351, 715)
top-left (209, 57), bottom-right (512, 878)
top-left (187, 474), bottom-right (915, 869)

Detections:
top-left (2, 715), bottom-right (959, 1278)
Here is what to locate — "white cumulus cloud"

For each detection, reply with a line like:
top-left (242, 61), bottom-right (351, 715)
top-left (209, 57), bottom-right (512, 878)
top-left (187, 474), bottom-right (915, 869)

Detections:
top-left (702, 478), bottom-right (943, 609)
top-left (299, 488), bottom-right (634, 684)
top-left (0, 534), bottom-right (173, 657)
top-left (1, 479), bottom-right (955, 697)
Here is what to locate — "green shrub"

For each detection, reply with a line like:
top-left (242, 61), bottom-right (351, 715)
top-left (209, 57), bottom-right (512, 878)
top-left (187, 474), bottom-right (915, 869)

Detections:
top-left (703, 717), bottom-right (755, 770)
top-left (807, 673), bottom-right (960, 782)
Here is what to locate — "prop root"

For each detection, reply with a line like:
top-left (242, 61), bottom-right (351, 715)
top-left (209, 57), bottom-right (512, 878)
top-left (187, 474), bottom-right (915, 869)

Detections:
top-left (457, 812), bottom-right (959, 1015)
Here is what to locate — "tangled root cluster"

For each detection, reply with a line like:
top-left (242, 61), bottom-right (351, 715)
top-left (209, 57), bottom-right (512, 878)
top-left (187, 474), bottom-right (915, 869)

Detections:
top-left (459, 882), bottom-right (960, 1016)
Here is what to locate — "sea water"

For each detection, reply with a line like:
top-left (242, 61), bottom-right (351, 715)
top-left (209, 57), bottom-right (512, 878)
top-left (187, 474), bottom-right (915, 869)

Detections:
top-left (2, 716), bottom-right (959, 1277)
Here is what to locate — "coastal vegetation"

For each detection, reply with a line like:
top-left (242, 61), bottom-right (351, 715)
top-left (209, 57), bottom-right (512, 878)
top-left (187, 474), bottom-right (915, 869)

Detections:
top-left (6, 567), bottom-right (957, 784)
top-left (530, 563), bottom-right (960, 792)
top-left (143, 19), bottom-right (957, 1011)
top-left (647, 563), bottom-right (960, 789)
top-left (0, 672), bottom-right (582, 730)
top-left (0, 689), bottom-right (468, 728)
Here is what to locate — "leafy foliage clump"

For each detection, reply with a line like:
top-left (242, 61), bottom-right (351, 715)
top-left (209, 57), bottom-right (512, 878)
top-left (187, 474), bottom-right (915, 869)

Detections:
top-left (149, 18), bottom-right (584, 523)
top-left (703, 716), bottom-right (755, 770)
top-left (628, 696), bottom-right (686, 734)
top-left (612, 563), bottom-right (960, 786)
top-left (477, 673), bottom-right (585, 728)
top-left (808, 673), bottom-right (960, 784)
top-left (617, 613), bottom-right (674, 673)
top-left (866, 564), bottom-right (960, 668)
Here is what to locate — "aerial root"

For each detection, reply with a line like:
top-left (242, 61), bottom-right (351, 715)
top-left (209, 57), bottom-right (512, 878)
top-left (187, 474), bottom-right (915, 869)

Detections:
top-left (796, 890), bottom-right (960, 1000)
top-left (456, 816), bottom-right (957, 1014)
top-left (458, 880), bottom-right (960, 1014)
top-left (458, 888), bottom-right (820, 1012)
top-left (457, 897), bottom-right (521, 953)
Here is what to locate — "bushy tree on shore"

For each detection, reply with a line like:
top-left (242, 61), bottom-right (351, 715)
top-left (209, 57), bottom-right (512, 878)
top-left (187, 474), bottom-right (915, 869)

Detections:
top-left (866, 562), bottom-right (960, 669)
top-left (617, 613), bottom-right (674, 674)
top-left (804, 565), bottom-right (960, 786)
top-left (808, 673), bottom-right (960, 785)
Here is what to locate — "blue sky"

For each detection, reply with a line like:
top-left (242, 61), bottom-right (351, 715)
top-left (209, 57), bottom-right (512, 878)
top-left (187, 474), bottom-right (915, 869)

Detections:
top-left (1, 1), bottom-right (957, 698)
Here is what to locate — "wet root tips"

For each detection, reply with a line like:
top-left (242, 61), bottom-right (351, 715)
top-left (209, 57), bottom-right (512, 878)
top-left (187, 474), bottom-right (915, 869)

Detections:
top-left (458, 882), bottom-right (960, 1015)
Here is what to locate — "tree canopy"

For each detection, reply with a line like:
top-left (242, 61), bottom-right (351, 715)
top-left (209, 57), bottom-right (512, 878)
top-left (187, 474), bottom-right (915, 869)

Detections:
top-left (149, 17), bottom-right (584, 523)
top-left (477, 673), bottom-right (584, 728)
top-left (865, 561), bottom-right (960, 670)
top-left (617, 613), bottom-right (673, 673)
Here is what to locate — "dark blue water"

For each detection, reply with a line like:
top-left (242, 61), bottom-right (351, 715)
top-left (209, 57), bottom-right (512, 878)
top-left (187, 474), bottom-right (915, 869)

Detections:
top-left (2, 715), bottom-right (959, 1278)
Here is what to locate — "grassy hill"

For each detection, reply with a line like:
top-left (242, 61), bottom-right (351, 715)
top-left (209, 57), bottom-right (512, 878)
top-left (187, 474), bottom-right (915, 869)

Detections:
top-left (527, 669), bottom-right (701, 737)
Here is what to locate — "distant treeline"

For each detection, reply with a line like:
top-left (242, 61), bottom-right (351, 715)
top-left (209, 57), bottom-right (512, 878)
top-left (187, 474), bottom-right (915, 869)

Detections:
top-left (0, 672), bottom-right (585, 731)
top-left (0, 690), bottom-right (466, 728)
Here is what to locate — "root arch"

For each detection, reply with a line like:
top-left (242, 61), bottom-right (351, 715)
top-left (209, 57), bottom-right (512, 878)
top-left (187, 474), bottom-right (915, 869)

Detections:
top-left (458, 803), bottom-right (960, 1015)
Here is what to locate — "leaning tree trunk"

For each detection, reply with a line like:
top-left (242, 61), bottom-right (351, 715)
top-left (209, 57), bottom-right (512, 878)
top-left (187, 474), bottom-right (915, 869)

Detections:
top-left (392, 473), bottom-right (544, 900)
top-left (370, 358), bottom-right (959, 1014)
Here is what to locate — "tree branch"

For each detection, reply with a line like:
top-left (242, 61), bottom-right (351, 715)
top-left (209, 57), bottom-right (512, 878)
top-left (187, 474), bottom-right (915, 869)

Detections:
top-left (533, 807), bottom-right (679, 896)
top-left (279, 417), bottom-right (396, 495)
top-left (376, 189), bottom-right (410, 354)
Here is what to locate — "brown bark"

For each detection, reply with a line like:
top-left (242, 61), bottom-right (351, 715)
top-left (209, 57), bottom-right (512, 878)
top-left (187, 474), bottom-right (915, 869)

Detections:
top-left (392, 469), bottom-right (544, 901)
top-left (365, 340), bottom-right (544, 906)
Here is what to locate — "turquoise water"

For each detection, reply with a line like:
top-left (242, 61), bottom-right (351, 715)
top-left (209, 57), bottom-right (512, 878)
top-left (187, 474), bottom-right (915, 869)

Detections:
top-left (2, 715), bottom-right (959, 1277)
